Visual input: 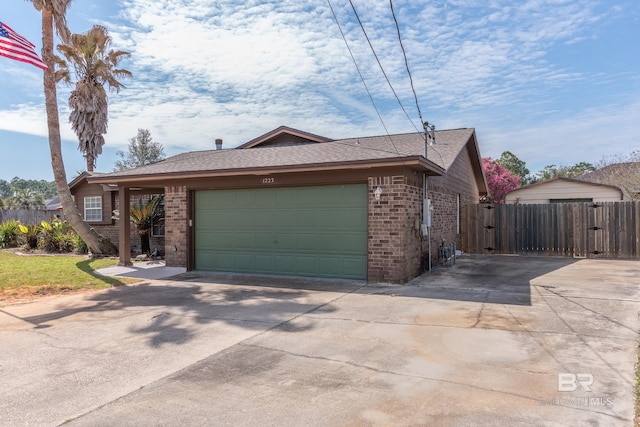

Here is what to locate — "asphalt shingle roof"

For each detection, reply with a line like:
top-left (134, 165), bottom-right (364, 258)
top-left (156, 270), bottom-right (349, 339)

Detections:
top-left (92, 128), bottom-right (475, 181)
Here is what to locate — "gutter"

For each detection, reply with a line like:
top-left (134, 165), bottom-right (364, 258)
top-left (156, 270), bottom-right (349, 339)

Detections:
top-left (87, 156), bottom-right (445, 186)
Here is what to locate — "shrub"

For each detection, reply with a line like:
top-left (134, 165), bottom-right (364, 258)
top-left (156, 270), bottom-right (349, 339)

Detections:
top-left (0, 220), bottom-right (21, 248)
top-left (18, 223), bottom-right (41, 250)
top-left (39, 219), bottom-right (74, 253)
top-left (71, 231), bottom-right (88, 254)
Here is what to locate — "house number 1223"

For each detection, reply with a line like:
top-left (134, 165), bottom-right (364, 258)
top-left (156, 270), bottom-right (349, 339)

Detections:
top-left (262, 177), bottom-right (275, 184)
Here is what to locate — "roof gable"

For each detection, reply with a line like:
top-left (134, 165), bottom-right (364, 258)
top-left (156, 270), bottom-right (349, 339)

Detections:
top-left (506, 177), bottom-right (623, 197)
top-left (237, 125), bottom-right (333, 149)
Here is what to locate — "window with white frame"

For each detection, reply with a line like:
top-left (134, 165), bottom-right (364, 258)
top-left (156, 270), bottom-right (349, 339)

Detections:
top-left (84, 196), bottom-right (102, 222)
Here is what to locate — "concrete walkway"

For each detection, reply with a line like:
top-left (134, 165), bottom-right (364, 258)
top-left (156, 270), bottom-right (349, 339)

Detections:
top-left (1, 255), bottom-right (639, 426)
top-left (95, 260), bottom-right (186, 280)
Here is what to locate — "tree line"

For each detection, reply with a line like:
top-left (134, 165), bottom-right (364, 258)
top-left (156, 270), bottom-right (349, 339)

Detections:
top-left (0, 128), bottom-right (165, 210)
top-left (0, 178), bottom-right (56, 210)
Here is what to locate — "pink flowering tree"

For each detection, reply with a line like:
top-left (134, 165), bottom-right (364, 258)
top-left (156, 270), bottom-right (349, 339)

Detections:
top-left (482, 157), bottom-right (521, 203)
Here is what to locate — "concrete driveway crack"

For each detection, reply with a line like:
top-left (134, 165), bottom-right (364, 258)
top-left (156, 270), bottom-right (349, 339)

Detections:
top-left (533, 284), bottom-right (638, 334)
top-left (236, 342), bottom-right (627, 422)
top-left (532, 285), bottom-right (634, 388)
top-left (470, 291), bottom-right (489, 328)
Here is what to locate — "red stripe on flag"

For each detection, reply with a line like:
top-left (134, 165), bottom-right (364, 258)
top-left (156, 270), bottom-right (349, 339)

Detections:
top-left (3, 23), bottom-right (35, 48)
top-left (0, 21), bottom-right (47, 70)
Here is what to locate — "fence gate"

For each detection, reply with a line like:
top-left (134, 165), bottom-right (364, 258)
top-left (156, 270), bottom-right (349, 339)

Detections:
top-left (461, 202), bottom-right (640, 259)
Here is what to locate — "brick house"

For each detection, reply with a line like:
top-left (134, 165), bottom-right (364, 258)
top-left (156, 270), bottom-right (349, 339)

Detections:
top-left (69, 172), bottom-right (165, 255)
top-left (82, 126), bottom-right (487, 283)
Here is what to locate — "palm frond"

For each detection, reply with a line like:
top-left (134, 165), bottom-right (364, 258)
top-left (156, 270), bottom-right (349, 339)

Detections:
top-left (57, 24), bottom-right (130, 170)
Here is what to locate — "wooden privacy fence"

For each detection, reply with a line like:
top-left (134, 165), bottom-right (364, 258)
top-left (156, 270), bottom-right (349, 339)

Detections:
top-left (461, 202), bottom-right (640, 259)
top-left (0, 209), bottom-right (63, 225)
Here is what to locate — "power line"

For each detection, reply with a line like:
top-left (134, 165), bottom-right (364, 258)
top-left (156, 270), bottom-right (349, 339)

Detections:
top-left (389, 0), bottom-right (423, 125)
top-left (326, 0), bottom-right (400, 153)
top-left (347, 0), bottom-right (421, 134)
top-left (389, 0), bottom-right (438, 155)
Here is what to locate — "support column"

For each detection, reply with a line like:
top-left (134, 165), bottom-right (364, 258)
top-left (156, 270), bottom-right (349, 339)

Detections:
top-left (118, 186), bottom-right (131, 266)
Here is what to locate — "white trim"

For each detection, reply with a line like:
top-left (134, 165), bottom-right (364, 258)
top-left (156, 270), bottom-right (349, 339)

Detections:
top-left (84, 196), bottom-right (102, 222)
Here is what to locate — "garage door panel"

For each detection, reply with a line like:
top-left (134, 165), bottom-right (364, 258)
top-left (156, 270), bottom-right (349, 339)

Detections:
top-left (253, 232), bottom-right (274, 248)
top-left (232, 253), bottom-right (254, 271)
top-left (274, 211), bottom-right (297, 227)
top-left (318, 257), bottom-right (340, 276)
top-left (208, 231), bottom-right (243, 249)
top-left (195, 185), bottom-right (367, 279)
top-left (231, 231), bottom-right (255, 249)
top-left (339, 233), bottom-right (368, 253)
top-left (342, 257), bottom-right (367, 277)
top-left (274, 233), bottom-right (298, 251)
top-left (341, 209), bottom-right (368, 229)
top-left (251, 212), bottom-right (272, 228)
top-left (254, 254), bottom-right (275, 272)
top-left (292, 256), bottom-right (318, 275)
top-left (274, 254), bottom-right (301, 275)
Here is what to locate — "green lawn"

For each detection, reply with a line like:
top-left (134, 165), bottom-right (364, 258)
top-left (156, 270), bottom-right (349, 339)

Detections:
top-left (0, 251), bottom-right (138, 301)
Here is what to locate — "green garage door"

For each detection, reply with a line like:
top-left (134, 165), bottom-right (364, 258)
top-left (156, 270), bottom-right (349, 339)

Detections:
top-left (195, 184), bottom-right (368, 279)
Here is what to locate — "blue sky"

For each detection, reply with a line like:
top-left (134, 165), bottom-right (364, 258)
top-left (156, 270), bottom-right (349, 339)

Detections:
top-left (1, 0), bottom-right (638, 181)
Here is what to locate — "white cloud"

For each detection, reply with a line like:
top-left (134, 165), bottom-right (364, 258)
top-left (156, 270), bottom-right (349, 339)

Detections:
top-left (478, 97), bottom-right (640, 173)
top-left (0, 102), bottom-right (78, 143)
top-left (2, 0), bottom-right (637, 179)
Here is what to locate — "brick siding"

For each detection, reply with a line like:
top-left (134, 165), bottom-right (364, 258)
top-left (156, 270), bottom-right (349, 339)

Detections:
top-left (368, 171), bottom-right (424, 283)
top-left (164, 186), bottom-right (188, 267)
top-left (427, 185), bottom-right (461, 266)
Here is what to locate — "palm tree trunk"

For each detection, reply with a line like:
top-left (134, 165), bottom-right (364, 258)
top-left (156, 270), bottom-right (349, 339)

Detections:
top-left (141, 232), bottom-right (150, 254)
top-left (41, 7), bottom-right (117, 256)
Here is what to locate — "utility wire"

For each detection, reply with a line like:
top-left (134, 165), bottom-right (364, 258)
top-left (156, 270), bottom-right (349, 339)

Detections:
top-left (326, 0), bottom-right (400, 153)
top-left (389, 0), bottom-right (423, 125)
top-left (347, 0), bottom-right (421, 134)
top-left (389, 0), bottom-right (443, 163)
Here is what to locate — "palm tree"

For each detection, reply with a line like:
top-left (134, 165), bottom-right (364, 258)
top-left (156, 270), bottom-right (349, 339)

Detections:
top-left (7, 189), bottom-right (45, 209)
top-left (29, 0), bottom-right (117, 255)
top-left (56, 25), bottom-right (131, 171)
top-left (130, 196), bottom-right (163, 254)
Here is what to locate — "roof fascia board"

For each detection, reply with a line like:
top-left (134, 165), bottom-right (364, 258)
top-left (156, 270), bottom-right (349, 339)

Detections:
top-left (88, 156), bottom-right (445, 186)
top-left (465, 130), bottom-right (488, 194)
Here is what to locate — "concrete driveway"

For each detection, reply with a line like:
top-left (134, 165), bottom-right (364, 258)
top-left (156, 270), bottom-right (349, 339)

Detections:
top-left (0, 255), bottom-right (638, 426)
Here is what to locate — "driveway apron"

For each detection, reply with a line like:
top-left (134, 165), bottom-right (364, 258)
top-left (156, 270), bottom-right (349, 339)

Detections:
top-left (1, 255), bottom-right (639, 426)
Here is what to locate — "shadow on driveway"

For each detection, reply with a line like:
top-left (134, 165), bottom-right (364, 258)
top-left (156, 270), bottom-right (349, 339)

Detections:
top-left (407, 254), bottom-right (580, 306)
top-left (14, 280), bottom-right (363, 347)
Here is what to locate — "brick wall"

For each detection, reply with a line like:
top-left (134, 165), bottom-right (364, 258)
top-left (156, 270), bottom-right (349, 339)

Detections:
top-left (427, 185), bottom-right (459, 266)
top-left (164, 186), bottom-right (188, 267)
top-left (365, 170), bottom-right (479, 279)
top-left (368, 171), bottom-right (424, 283)
top-left (426, 145), bottom-right (482, 267)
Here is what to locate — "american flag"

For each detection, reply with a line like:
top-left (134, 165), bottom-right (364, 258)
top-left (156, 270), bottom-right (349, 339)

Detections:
top-left (0, 21), bottom-right (47, 70)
